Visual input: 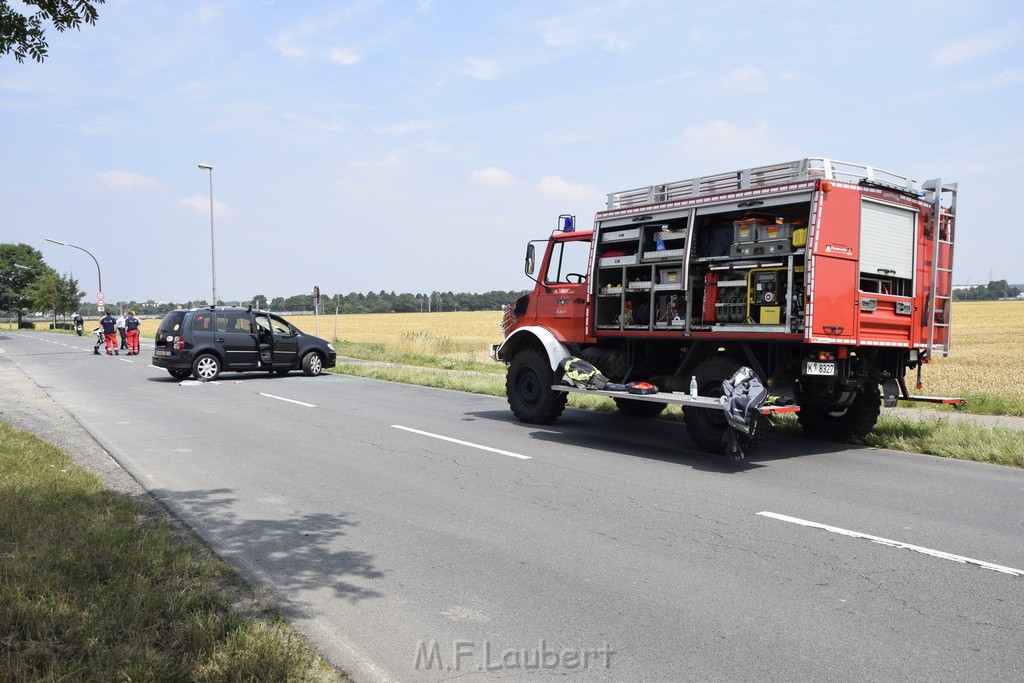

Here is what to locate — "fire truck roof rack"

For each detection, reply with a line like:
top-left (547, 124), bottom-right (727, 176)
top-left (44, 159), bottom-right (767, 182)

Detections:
top-left (606, 157), bottom-right (921, 210)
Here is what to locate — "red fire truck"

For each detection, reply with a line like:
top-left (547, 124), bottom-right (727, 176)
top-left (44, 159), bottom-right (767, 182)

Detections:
top-left (490, 158), bottom-right (962, 458)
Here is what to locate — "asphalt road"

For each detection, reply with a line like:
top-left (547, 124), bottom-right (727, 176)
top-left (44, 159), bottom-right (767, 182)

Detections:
top-left (2, 331), bottom-right (1023, 682)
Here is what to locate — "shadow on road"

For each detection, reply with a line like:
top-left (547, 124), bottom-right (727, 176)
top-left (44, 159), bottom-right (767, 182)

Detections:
top-left (149, 487), bottom-right (384, 611)
top-left (463, 407), bottom-right (857, 473)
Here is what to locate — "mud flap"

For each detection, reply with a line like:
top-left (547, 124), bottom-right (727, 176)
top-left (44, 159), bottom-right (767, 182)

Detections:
top-left (882, 379), bottom-right (899, 407)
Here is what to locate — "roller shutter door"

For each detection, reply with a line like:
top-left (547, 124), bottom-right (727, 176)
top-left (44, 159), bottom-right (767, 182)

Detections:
top-left (860, 201), bottom-right (916, 280)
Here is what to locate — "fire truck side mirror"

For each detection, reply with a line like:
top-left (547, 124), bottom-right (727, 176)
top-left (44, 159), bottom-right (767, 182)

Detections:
top-left (525, 243), bottom-right (536, 276)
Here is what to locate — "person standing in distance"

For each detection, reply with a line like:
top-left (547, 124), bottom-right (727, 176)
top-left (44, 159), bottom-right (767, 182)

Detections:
top-left (124, 310), bottom-right (141, 355)
top-left (116, 311), bottom-right (128, 350)
top-left (100, 311), bottom-right (119, 355)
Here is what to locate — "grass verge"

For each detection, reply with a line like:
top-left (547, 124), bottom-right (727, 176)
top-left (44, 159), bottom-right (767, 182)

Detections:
top-left (770, 414), bottom-right (1024, 468)
top-left (0, 420), bottom-right (346, 682)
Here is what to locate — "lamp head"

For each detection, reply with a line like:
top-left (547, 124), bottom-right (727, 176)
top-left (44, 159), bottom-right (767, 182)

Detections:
top-left (198, 163), bottom-right (213, 170)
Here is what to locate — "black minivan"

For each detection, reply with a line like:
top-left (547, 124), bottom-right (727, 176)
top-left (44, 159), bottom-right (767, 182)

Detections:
top-left (152, 307), bottom-right (337, 381)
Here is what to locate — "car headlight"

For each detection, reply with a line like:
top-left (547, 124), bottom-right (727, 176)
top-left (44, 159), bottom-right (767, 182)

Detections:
top-left (327, 343), bottom-right (335, 351)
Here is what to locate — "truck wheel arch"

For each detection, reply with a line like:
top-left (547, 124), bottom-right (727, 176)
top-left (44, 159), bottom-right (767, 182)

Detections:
top-left (497, 326), bottom-right (572, 370)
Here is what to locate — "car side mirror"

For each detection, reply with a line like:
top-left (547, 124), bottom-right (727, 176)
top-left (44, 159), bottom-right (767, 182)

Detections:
top-left (525, 243), bottom-right (535, 276)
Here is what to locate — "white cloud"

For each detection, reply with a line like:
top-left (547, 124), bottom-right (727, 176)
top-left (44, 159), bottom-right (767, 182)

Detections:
top-left (723, 65), bottom-right (768, 91)
top-left (460, 58), bottom-right (502, 80)
top-left (677, 120), bottom-right (790, 168)
top-left (330, 47), bottom-right (361, 66)
top-left (179, 194), bottom-right (228, 215)
top-left (929, 27), bottom-right (1018, 67)
top-left (371, 120), bottom-right (430, 134)
top-left (962, 69), bottom-right (1024, 92)
top-left (97, 170), bottom-right (162, 190)
top-left (536, 2), bottom-right (633, 52)
top-left (271, 33), bottom-right (307, 59)
top-left (536, 175), bottom-right (601, 201)
top-left (470, 167), bottom-right (514, 188)
top-left (270, 2), bottom-right (375, 61)
top-left (348, 153), bottom-right (408, 171)
top-left (198, 5), bottom-right (221, 24)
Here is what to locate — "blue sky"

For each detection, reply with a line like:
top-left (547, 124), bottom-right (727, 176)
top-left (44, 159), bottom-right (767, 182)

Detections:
top-left (2, 0), bottom-right (1022, 305)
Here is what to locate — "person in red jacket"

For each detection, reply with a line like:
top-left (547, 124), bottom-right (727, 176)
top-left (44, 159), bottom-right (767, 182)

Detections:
top-left (99, 311), bottom-right (118, 355)
top-left (124, 311), bottom-right (141, 355)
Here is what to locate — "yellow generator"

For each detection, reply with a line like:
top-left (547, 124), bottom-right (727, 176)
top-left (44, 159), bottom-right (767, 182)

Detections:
top-left (747, 267), bottom-right (803, 325)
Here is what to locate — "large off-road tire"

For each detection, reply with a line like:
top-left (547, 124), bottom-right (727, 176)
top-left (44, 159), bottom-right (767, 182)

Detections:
top-left (506, 347), bottom-right (567, 424)
top-left (302, 352), bottom-right (323, 376)
top-left (613, 397), bottom-right (667, 418)
top-left (797, 384), bottom-right (881, 441)
top-left (191, 353), bottom-right (222, 381)
top-left (683, 355), bottom-right (766, 456)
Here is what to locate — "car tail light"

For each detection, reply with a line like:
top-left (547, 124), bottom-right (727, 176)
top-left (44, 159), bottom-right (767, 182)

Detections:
top-left (173, 336), bottom-right (184, 351)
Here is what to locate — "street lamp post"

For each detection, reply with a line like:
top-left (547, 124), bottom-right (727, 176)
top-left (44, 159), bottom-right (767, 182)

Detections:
top-left (198, 163), bottom-right (216, 306)
top-left (44, 238), bottom-right (102, 310)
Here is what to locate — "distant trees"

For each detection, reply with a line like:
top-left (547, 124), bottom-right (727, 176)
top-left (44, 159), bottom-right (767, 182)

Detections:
top-left (264, 290), bottom-right (526, 314)
top-left (0, 243), bottom-right (49, 325)
top-left (953, 280), bottom-right (1021, 301)
top-left (28, 271), bottom-right (83, 323)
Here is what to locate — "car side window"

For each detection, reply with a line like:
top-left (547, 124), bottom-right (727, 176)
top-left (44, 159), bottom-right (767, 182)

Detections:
top-left (192, 313), bottom-right (211, 331)
top-left (222, 311), bottom-right (252, 334)
top-left (270, 315), bottom-right (291, 335)
top-left (255, 315), bottom-right (272, 336)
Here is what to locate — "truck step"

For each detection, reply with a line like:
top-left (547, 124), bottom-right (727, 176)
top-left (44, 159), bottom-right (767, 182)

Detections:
top-left (551, 385), bottom-right (800, 415)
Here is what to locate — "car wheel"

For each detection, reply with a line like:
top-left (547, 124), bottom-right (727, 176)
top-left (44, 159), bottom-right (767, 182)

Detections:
top-left (302, 352), bottom-right (323, 376)
top-left (168, 369), bottom-right (191, 379)
top-left (192, 353), bottom-right (221, 381)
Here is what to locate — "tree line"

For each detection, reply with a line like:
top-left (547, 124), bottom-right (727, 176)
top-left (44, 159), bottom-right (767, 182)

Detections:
top-left (952, 280), bottom-right (1022, 301)
top-left (3, 241), bottom-right (525, 323)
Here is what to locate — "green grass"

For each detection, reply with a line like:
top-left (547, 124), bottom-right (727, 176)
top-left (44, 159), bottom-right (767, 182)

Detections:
top-left (768, 413), bottom-right (1024, 467)
top-left (898, 393), bottom-right (1024, 418)
top-left (0, 420), bottom-right (346, 682)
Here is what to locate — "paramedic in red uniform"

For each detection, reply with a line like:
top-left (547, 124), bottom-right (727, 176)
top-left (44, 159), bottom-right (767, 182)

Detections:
top-left (100, 311), bottom-right (118, 355)
top-left (124, 311), bottom-right (141, 355)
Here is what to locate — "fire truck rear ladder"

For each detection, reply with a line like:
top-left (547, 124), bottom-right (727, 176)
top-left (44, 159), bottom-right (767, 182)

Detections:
top-left (899, 178), bottom-right (964, 405)
top-left (923, 177), bottom-right (957, 359)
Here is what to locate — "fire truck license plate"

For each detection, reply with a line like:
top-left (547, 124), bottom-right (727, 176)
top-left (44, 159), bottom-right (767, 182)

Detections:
top-left (804, 361), bottom-right (836, 376)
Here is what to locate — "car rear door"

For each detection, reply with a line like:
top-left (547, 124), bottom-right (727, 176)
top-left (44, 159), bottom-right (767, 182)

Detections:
top-left (216, 310), bottom-right (259, 369)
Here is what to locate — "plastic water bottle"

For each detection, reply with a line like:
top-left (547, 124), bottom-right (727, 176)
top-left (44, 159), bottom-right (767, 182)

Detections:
top-left (689, 375), bottom-right (698, 398)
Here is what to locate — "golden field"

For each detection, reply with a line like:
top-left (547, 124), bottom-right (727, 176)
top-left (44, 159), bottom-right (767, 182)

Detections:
top-left (920, 300), bottom-right (1024, 400)
top-left (116, 302), bottom-right (1024, 398)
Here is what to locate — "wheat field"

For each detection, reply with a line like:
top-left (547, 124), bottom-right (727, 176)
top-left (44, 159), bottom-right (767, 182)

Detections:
top-left (130, 302), bottom-right (1021, 398)
top-left (921, 301), bottom-right (1024, 399)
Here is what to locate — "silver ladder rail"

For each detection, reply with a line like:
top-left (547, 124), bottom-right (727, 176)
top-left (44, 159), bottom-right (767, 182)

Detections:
top-left (922, 178), bottom-right (958, 358)
top-left (606, 157), bottom-right (921, 210)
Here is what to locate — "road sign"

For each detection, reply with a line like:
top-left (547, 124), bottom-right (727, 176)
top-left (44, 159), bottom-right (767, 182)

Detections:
top-left (97, 304), bottom-right (105, 313)
top-left (96, 291), bottom-right (104, 300)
